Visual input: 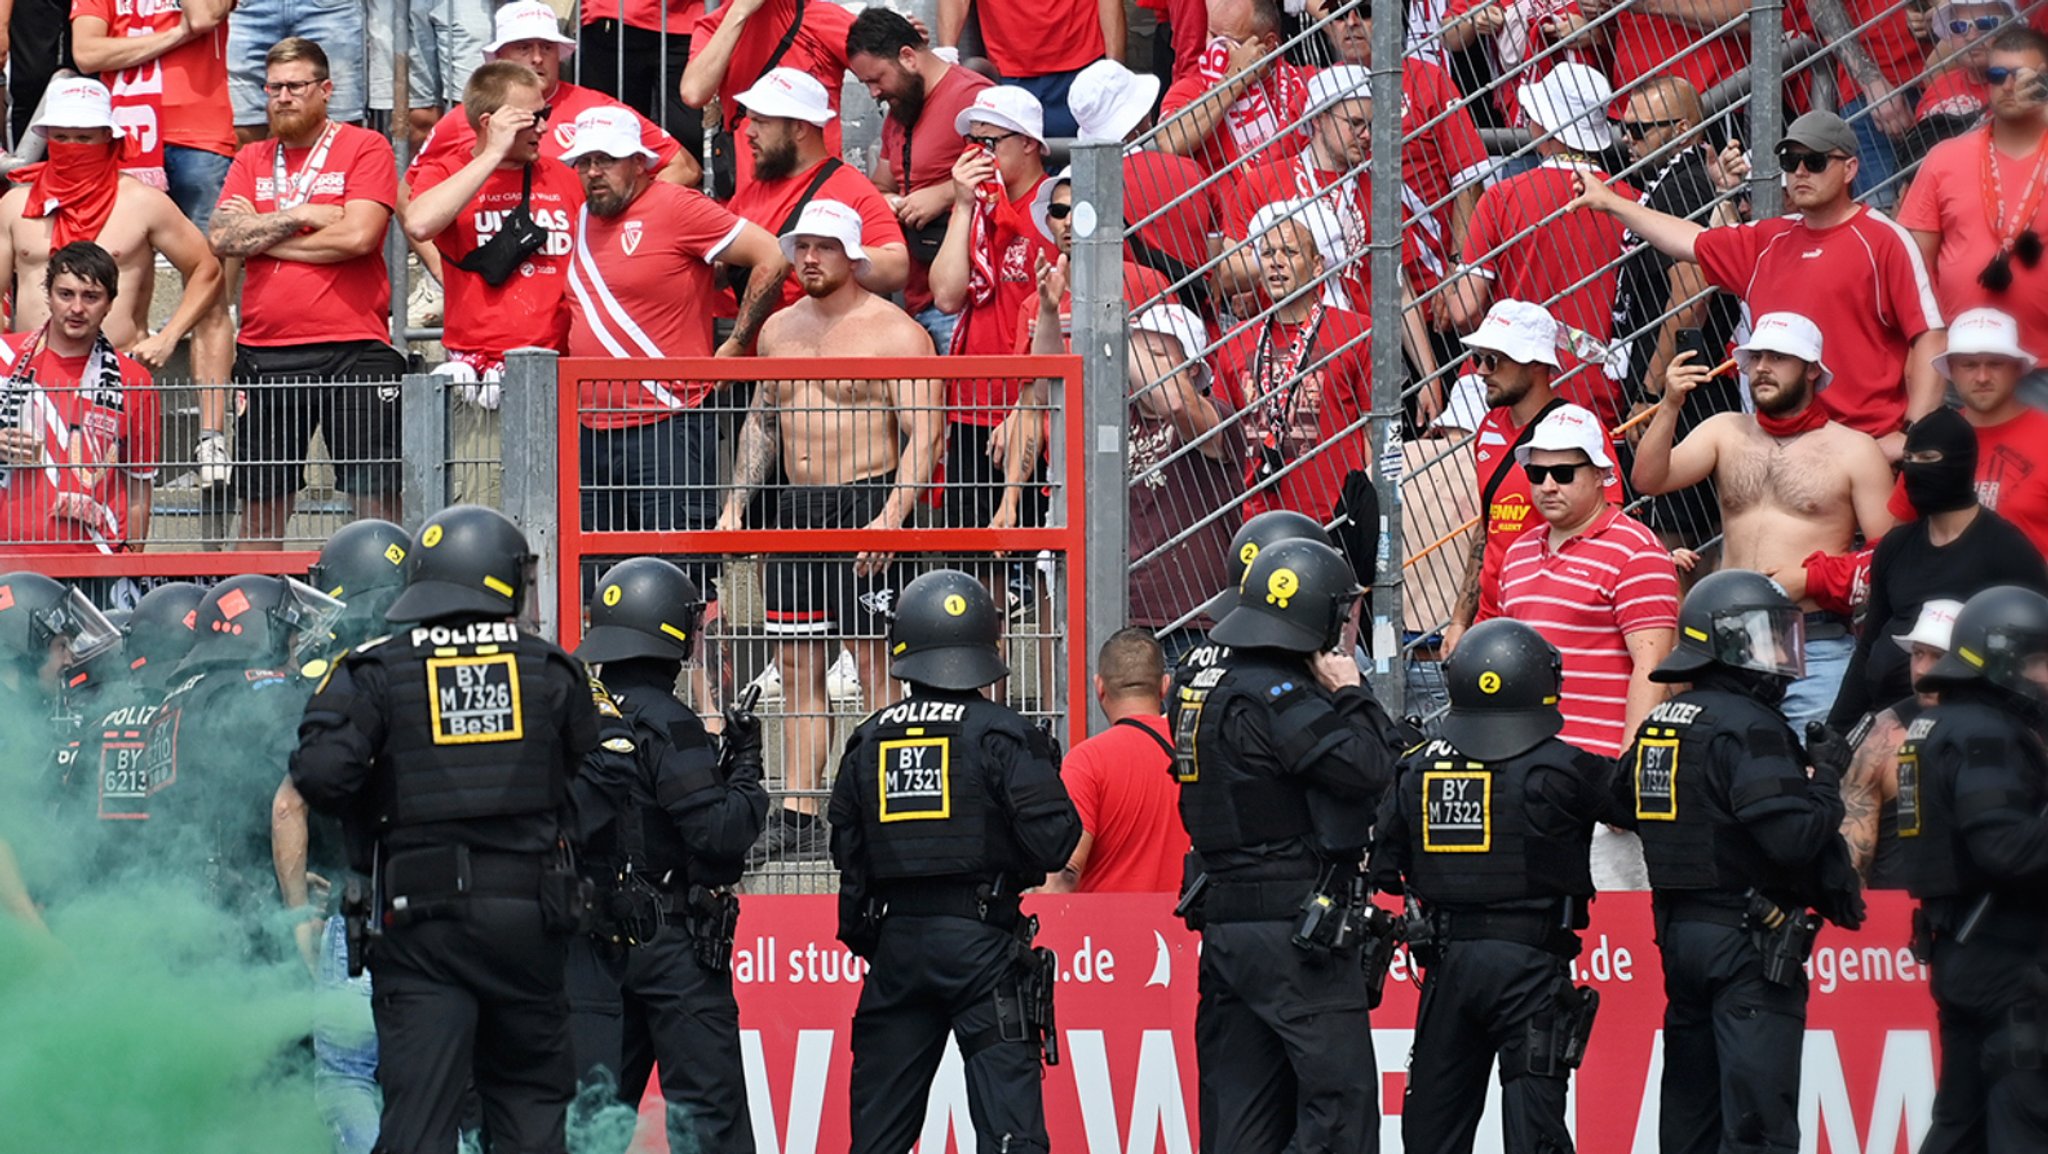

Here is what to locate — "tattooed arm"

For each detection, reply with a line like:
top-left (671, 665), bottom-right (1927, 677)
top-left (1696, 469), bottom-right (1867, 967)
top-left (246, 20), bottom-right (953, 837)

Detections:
top-left (716, 377), bottom-right (780, 532)
top-left (209, 200), bottom-right (340, 258)
top-left (713, 221), bottom-right (792, 355)
top-left (1440, 531), bottom-right (1488, 656)
top-left (1841, 709), bottom-right (1901, 880)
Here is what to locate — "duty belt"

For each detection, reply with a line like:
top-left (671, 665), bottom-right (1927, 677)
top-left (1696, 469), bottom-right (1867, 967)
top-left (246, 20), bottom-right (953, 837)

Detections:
top-left (1438, 907), bottom-right (1573, 953)
top-left (383, 845), bottom-right (545, 903)
top-left (1204, 877), bottom-right (1319, 923)
top-left (1654, 892), bottom-right (1751, 929)
top-left (878, 879), bottom-right (1022, 927)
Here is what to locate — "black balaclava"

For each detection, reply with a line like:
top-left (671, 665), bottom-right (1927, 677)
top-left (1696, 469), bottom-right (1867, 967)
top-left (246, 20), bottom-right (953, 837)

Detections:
top-left (1901, 409), bottom-right (1980, 515)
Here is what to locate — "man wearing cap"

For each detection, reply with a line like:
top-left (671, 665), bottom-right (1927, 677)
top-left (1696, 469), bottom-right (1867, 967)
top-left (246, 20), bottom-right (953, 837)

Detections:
top-left (681, 0), bottom-right (856, 195)
top-left (1157, 0), bottom-right (1311, 175)
top-left (1068, 58), bottom-right (1218, 315)
top-left (932, 86), bottom-right (1055, 527)
top-left (719, 200), bottom-right (942, 860)
top-left (410, 1), bottom-right (697, 189)
top-left (848, 7), bottom-right (994, 351)
top-left (0, 76), bottom-right (229, 386)
top-left (1900, 28), bottom-right (2048, 373)
top-left (935, 0), bottom-right (1113, 138)
top-left (1451, 63), bottom-right (1634, 432)
top-left (209, 37), bottom-right (406, 552)
top-left (1892, 307), bottom-right (2048, 555)
top-left (1571, 108), bottom-right (1945, 460)
top-left (1632, 312), bottom-right (1897, 727)
top-left (70, 0), bottom-right (235, 227)
top-left (1841, 598), bottom-right (1962, 889)
top-left (728, 67), bottom-right (909, 313)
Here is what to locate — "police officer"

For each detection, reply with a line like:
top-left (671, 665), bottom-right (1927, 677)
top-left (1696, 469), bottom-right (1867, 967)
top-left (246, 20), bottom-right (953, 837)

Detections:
top-left (1172, 538), bottom-right (1399, 1154)
top-left (828, 568), bottom-right (1080, 1154)
top-left (309, 518), bottom-right (411, 649)
top-left (290, 505), bottom-right (618, 1154)
top-left (1373, 619), bottom-right (1608, 1154)
top-left (568, 557), bottom-right (768, 1154)
top-left (0, 572), bottom-right (122, 795)
top-left (1896, 585), bottom-right (2048, 1151)
top-left (1614, 568), bottom-right (1864, 1154)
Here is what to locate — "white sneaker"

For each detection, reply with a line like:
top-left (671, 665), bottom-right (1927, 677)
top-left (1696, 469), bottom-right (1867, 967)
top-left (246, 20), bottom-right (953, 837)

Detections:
top-left (406, 277), bottom-right (444, 328)
top-left (826, 648), bottom-right (861, 700)
top-left (195, 431), bottom-right (231, 489)
top-left (745, 663), bottom-right (783, 705)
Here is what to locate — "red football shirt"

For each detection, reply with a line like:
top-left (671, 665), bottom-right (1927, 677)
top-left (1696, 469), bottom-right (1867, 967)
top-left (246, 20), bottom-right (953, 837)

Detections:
top-left (1123, 148), bottom-right (1218, 278)
top-left (218, 123), bottom-right (397, 347)
top-left (726, 160), bottom-right (906, 314)
top-left (580, 0), bottom-right (703, 33)
top-left (1915, 70), bottom-right (1988, 122)
top-left (566, 181), bottom-right (748, 428)
top-left (411, 156), bottom-right (584, 361)
top-left (1059, 714), bottom-right (1189, 894)
top-left (1693, 205), bottom-right (1942, 439)
top-left (1391, 59), bottom-right (1488, 268)
top-left (1897, 129), bottom-right (2048, 365)
top-left (1607, 10), bottom-right (1748, 110)
top-left (1496, 507), bottom-right (1679, 757)
top-left (0, 333), bottom-right (158, 553)
top-left (949, 176), bottom-right (1055, 424)
top-left (1471, 403), bottom-right (1625, 622)
top-left (71, 0), bottom-right (235, 156)
top-left (880, 64), bottom-right (994, 312)
top-left (689, 0), bottom-right (853, 193)
top-left (1159, 56), bottom-right (1312, 176)
top-left (410, 83), bottom-right (684, 181)
top-left (979, 0), bottom-right (1104, 78)
top-left (1211, 306), bottom-right (1373, 520)
top-left (1885, 408), bottom-right (2048, 557)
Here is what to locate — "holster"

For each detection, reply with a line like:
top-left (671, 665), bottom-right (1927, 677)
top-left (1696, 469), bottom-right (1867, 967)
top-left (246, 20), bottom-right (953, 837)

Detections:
top-left (1525, 984), bottom-right (1599, 1077)
top-left (340, 873), bottom-right (376, 979)
top-left (590, 866), bottom-right (666, 948)
top-left (683, 885), bottom-right (742, 972)
top-left (1173, 867), bottom-right (1210, 933)
top-left (1746, 892), bottom-right (1820, 988)
top-left (838, 878), bottom-right (883, 958)
top-left (539, 841), bottom-right (594, 936)
top-left (1404, 897), bottom-right (1443, 970)
top-left (1910, 906), bottom-right (1934, 965)
top-left (995, 914), bottom-right (1059, 1067)
top-left (1358, 903), bottom-right (1403, 1010)
top-left (1291, 867), bottom-right (1365, 958)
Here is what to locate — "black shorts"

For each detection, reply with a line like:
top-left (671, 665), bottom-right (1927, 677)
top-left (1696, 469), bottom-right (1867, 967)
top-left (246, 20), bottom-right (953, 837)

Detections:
top-left (941, 421), bottom-right (1047, 530)
top-left (232, 340), bottom-right (407, 501)
top-left (763, 475), bottom-right (898, 638)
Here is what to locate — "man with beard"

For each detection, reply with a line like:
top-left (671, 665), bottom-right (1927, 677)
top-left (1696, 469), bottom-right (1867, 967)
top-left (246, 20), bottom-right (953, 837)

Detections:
top-left (728, 68), bottom-right (908, 315)
top-left (847, 7), bottom-right (991, 351)
top-left (718, 201), bottom-right (942, 860)
top-left (209, 37), bottom-right (405, 552)
top-left (1631, 313), bottom-right (1897, 727)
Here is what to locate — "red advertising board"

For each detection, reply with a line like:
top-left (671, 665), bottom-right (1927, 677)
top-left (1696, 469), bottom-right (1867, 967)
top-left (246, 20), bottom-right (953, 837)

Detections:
top-left (631, 892), bottom-right (1937, 1153)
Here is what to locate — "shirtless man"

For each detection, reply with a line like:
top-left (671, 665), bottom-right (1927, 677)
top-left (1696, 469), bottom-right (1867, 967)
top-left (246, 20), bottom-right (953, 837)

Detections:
top-left (717, 201), bottom-right (944, 861)
top-left (0, 78), bottom-right (231, 397)
top-left (1630, 311), bottom-right (1896, 728)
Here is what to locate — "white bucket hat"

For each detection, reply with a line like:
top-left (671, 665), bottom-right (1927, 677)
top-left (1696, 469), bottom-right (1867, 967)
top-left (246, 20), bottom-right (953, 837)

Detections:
top-left (32, 76), bottom-right (123, 138)
top-left (1894, 598), bottom-right (1964, 655)
top-left (1069, 59), bottom-right (1161, 144)
top-left (1462, 299), bottom-right (1562, 369)
top-left (485, 0), bottom-right (578, 60)
top-left (1031, 166), bottom-right (1073, 244)
top-left (1933, 307), bottom-right (2037, 377)
top-left (1306, 65), bottom-right (1372, 116)
top-left (1132, 302), bottom-right (1210, 366)
top-left (1512, 402), bottom-right (1615, 472)
top-left (1518, 63), bottom-right (1616, 153)
top-left (1734, 311), bottom-right (1834, 390)
top-left (955, 86), bottom-right (1048, 151)
top-left (558, 106), bottom-right (658, 164)
top-left (737, 67), bottom-right (836, 126)
top-left (778, 199), bottom-right (871, 272)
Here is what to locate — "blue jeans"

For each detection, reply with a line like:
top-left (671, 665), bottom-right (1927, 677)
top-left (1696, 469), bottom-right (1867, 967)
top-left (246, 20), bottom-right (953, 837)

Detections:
top-left (914, 304), bottom-right (958, 354)
top-left (1782, 633), bottom-right (1854, 732)
top-left (1007, 68), bottom-right (1085, 139)
top-left (227, 0), bottom-right (368, 125)
top-left (163, 145), bottom-right (233, 232)
top-left (1843, 91), bottom-right (1915, 208)
top-left (314, 916), bottom-right (381, 1154)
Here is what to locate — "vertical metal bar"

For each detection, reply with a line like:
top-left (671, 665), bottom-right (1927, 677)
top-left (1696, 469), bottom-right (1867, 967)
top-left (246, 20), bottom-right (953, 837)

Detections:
top-left (1069, 140), bottom-right (1127, 739)
top-left (387, 0), bottom-right (413, 345)
top-left (502, 348), bottom-right (561, 641)
top-left (1749, 0), bottom-right (1787, 218)
top-left (1365, 0), bottom-right (1405, 713)
top-left (399, 373), bottom-right (447, 529)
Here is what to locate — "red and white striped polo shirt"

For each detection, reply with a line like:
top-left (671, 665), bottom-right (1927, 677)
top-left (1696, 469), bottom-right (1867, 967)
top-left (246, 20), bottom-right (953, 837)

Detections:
top-left (1497, 508), bottom-right (1679, 758)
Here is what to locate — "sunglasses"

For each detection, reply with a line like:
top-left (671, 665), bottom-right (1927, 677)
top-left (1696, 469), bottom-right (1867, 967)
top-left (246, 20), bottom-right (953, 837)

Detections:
top-left (1987, 65), bottom-right (2034, 85)
top-left (1473, 350), bottom-right (1509, 371)
top-left (966, 131), bottom-right (1018, 150)
top-left (1523, 462), bottom-right (1588, 485)
top-left (1615, 116), bottom-right (1684, 141)
top-left (1045, 202), bottom-right (1073, 220)
top-left (535, 104), bottom-right (553, 122)
top-left (1950, 15), bottom-right (2004, 34)
top-left (1776, 148), bottom-right (1845, 174)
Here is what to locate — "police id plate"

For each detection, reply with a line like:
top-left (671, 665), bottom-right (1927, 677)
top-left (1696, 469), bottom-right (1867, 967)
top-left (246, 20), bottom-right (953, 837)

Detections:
top-left (1633, 732), bottom-right (1680, 821)
top-left (878, 737), bottom-right (950, 821)
top-left (1422, 767), bottom-right (1490, 852)
top-left (427, 654), bottom-right (524, 744)
top-left (1895, 748), bottom-right (1922, 837)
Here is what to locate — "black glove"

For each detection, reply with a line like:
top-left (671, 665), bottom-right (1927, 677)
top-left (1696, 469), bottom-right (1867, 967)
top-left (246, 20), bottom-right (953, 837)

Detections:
top-left (1805, 721), bottom-right (1852, 785)
top-left (721, 690), bottom-right (764, 782)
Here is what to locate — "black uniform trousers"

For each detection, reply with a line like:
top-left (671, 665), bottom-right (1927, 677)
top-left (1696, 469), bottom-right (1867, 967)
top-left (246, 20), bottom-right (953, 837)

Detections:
top-left (1655, 917), bottom-right (1807, 1154)
top-left (369, 897), bottom-right (574, 1154)
top-left (1402, 938), bottom-right (1576, 1154)
top-left (847, 914), bottom-right (1048, 1154)
top-left (1195, 919), bottom-right (1379, 1154)
top-left (565, 919), bottom-right (754, 1154)
top-left (1920, 932), bottom-right (2048, 1154)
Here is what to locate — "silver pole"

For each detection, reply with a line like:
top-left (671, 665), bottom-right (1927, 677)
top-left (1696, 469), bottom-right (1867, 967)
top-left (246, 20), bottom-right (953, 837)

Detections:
top-left (1749, 0), bottom-right (1786, 218)
top-left (399, 372), bottom-right (447, 529)
top-left (501, 348), bottom-right (561, 641)
top-left (1366, 0), bottom-right (1405, 713)
top-left (386, 0), bottom-right (413, 345)
top-left (1069, 140), bottom-right (1128, 741)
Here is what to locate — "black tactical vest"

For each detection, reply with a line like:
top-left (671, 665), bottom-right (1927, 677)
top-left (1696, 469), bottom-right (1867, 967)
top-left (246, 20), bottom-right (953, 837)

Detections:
top-left (134, 663), bottom-right (307, 885)
top-left (1401, 738), bottom-right (1593, 907)
top-left (842, 693), bottom-right (1043, 881)
top-left (1172, 653), bottom-right (1320, 857)
top-left (61, 683), bottom-right (163, 822)
top-left (1627, 689), bottom-right (1803, 896)
top-left (1899, 697), bottom-right (2047, 903)
top-left (611, 680), bottom-right (731, 885)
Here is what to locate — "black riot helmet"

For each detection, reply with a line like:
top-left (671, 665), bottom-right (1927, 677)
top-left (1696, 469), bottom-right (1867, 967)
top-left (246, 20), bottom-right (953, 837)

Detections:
top-left (1204, 510), bottom-right (1334, 619)
top-left (1209, 538), bottom-right (1362, 654)
top-left (577, 557), bottom-right (705, 664)
top-left (1918, 585), bottom-right (2048, 704)
top-left (182, 575), bottom-right (345, 671)
top-left (1441, 619), bottom-right (1564, 761)
top-left (310, 519), bottom-right (410, 638)
top-left (385, 505), bottom-right (535, 624)
top-left (123, 582), bottom-right (205, 681)
top-left (889, 569), bottom-right (1007, 690)
top-left (1651, 569), bottom-right (1806, 684)
top-left (0, 572), bottom-right (122, 683)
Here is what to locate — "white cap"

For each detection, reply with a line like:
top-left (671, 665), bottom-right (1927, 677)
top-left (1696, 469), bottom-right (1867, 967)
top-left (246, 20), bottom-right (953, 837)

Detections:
top-left (1070, 59), bottom-right (1161, 144)
top-left (1031, 166), bottom-right (1073, 244)
top-left (31, 77), bottom-right (123, 138)
top-left (558, 106), bottom-right (658, 164)
top-left (1734, 311), bottom-right (1833, 390)
top-left (1518, 63), bottom-right (1615, 154)
top-left (955, 86), bottom-right (1048, 151)
top-left (1895, 598), bottom-right (1965, 655)
top-left (1513, 402), bottom-right (1615, 472)
top-left (1431, 373), bottom-right (1489, 434)
top-left (1247, 198), bottom-right (1354, 309)
top-left (736, 67), bottom-right (836, 126)
top-left (1132, 302), bottom-right (1210, 363)
top-left (1306, 65), bottom-right (1372, 116)
top-left (1931, 0), bottom-right (2017, 40)
top-left (1462, 299), bottom-right (1561, 369)
top-left (1934, 306), bottom-right (2037, 377)
top-left (485, 0), bottom-right (577, 60)
top-left (778, 199), bottom-right (870, 271)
